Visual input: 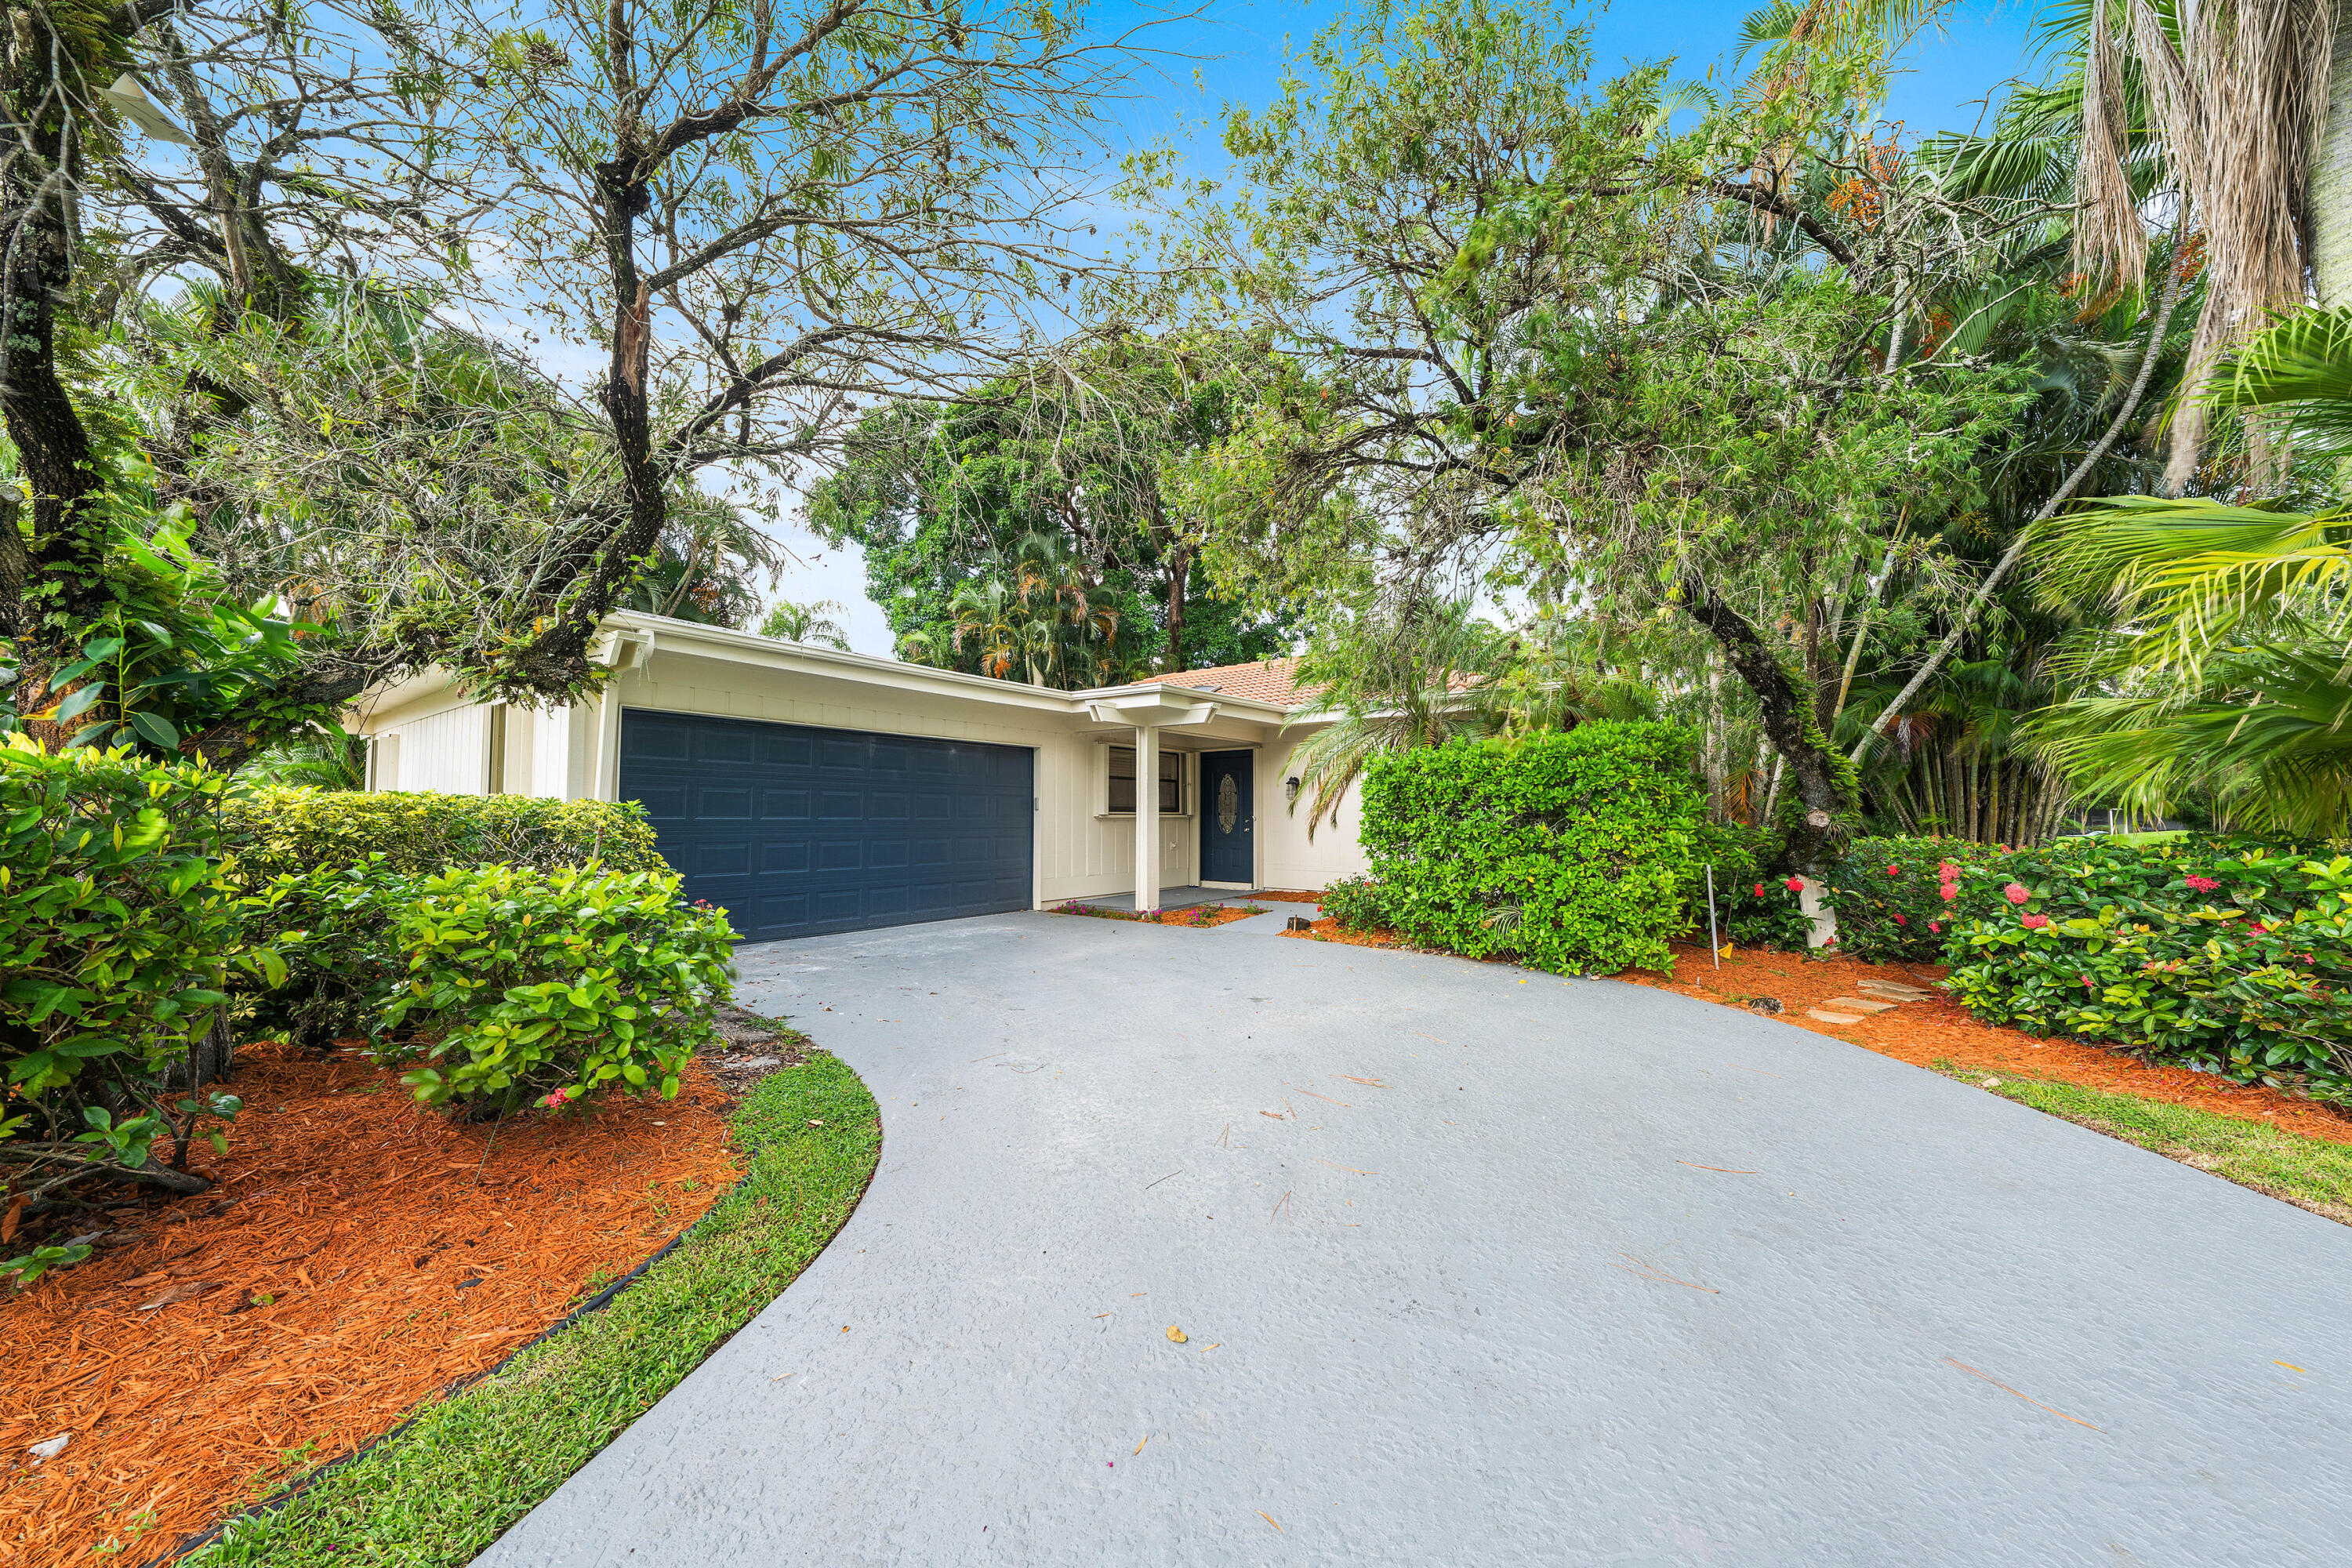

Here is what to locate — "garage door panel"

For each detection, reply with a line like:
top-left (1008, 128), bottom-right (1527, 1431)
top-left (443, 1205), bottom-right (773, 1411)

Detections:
top-left (620, 710), bottom-right (1033, 942)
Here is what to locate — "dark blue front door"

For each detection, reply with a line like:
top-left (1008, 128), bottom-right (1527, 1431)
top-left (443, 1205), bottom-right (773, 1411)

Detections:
top-left (619, 710), bottom-right (1033, 942)
top-left (1199, 750), bottom-right (1254, 884)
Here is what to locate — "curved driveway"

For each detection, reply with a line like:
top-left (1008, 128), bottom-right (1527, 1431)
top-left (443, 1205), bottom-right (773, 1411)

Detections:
top-left (477, 911), bottom-right (2352, 1567)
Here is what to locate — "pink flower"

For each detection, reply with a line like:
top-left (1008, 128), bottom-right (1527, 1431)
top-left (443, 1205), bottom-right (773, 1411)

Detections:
top-left (1936, 862), bottom-right (1959, 880)
top-left (1784, 877), bottom-right (1806, 893)
top-left (2184, 873), bottom-right (2221, 893)
top-left (542, 1091), bottom-right (566, 1108)
top-left (1939, 884), bottom-right (1957, 902)
top-left (2003, 883), bottom-right (2030, 905)
top-left (2021, 913), bottom-right (2050, 930)
top-left (2078, 974), bottom-right (2095, 989)
top-left (1928, 920), bottom-right (1940, 933)
top-left (1893, 913), bottom-right (1907, 926)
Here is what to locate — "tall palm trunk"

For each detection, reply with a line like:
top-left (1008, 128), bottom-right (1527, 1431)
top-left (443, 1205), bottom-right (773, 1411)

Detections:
top-left (2318, 6), bottom-right (2352, 306)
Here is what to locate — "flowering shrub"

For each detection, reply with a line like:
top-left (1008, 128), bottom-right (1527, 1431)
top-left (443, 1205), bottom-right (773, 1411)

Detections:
top-left (380, 864), bottom-right (738, 1116)
top-left (1819, 836), bottom-right (2013, 963)
top-left (1944, 837), bottom-right (2352, 1098)
top-left (1685, 823), bottom-right (1810, 950)
top-left (1319, 874), bottom-right (1392, 932)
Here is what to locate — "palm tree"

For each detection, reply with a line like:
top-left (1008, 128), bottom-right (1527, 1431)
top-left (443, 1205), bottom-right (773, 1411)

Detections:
top-left (2025, 305), bottom-right (2352, 833)
top-left (758, 599), bottom-right (853, 649)
top-left (1283, 597), bottom-right (1507, 840)
top-left (2065, 0), bottom-right (2342, 483)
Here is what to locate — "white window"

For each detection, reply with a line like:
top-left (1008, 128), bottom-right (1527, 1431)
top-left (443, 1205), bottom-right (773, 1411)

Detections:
top-left (1105, 746), bottom-right (1183, 815)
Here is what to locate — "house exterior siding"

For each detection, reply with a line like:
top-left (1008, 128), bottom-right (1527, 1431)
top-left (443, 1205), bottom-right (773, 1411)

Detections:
top-left (348, 613), bottom-right (1370, 916)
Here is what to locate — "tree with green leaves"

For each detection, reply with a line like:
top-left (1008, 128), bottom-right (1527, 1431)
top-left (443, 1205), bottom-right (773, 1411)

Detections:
top-left (808, 340), bottom-right (1298, 677)
top-left (1160, 0), bottom-right (2034, 876)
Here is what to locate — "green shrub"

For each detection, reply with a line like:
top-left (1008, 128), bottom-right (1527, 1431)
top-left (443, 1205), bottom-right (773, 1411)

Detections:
top-left (220, 788), bottom-right (665, 884)
top-left (1685, 822), bottom-right (1813, 951)
top-left (1358, 723), bottom-right (1706, 975)
top-left (240, 860), bottom-right (416, 1050)
top-left (1821, 835), bottom-right (2013, 963)
top-left (1945, 837), bottom-right (2352, 1098)
top-left (381, 864), bottom-right (738, 1117)
top-left (1319, 874), bottom-right (1391, 931)
top-left (2, 739), bottom-right (281, 1271)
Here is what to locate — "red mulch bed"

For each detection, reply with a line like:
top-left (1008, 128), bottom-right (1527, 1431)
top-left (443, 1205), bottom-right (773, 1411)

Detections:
top-left (1282, 914), bottom-right (1410, 949)
top-left (1251, 890), bottom-right (1327, 904)
top-left (1626, 942), bottom-right (2352, 1143)
top-left (1057, 902), bottom-right (1263, 927)
top-left (2, 1041), bottom-right (744, 1566)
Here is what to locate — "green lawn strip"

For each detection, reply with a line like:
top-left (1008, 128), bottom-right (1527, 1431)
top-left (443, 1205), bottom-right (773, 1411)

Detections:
top-left (1933, 1060), bottom-right (2352, 1225)
top-left (183, 1051), bottom-right (881, 1568)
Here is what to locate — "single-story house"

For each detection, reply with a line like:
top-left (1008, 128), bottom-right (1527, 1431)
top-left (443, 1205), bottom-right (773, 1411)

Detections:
top-left (350, 611), bottom-right (1368, 941)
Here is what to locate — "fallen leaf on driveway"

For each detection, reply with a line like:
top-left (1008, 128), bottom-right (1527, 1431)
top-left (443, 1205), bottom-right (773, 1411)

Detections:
top-left (139, 1280), bottom-right (223, 1312)
top-left (1335, 1075), bottom-right (1387, 1087)
top-left (1258, 1511), bottom-right (1283, 1532)
top-left (1166, 1325), bottom-right (1188, 1344)
top-left (1677, 1162), bottom-right (1759, 1174)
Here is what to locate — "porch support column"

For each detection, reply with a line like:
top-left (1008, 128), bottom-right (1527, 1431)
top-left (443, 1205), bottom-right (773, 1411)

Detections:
top-left (1133, 722), bottom-right (1162, 916)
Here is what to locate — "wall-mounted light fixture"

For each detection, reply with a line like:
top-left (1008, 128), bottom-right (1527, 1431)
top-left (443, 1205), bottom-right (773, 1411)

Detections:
top-left (1283, 775), bottom-right (1301, 803)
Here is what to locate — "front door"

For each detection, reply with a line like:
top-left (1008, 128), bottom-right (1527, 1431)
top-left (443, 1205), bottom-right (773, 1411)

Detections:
top-left (1199, 750), bottom-right (1254, 885)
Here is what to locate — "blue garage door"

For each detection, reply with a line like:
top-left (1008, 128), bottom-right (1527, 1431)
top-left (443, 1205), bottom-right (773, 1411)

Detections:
top-left (619, 710), bottom-right (1034, 942)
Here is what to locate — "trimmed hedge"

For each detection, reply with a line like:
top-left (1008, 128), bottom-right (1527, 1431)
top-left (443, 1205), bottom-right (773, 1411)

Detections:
top-left (1944, 837), bottom-right (2352, 1098)
top-left (221, 788), bottom-right (665, 885)
top-left (1358, 724), bottom-right (1706, 975)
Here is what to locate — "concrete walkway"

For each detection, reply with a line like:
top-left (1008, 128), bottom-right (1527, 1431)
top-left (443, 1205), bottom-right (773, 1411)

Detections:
top-left (476, 913), bottom-right (2352, 1567)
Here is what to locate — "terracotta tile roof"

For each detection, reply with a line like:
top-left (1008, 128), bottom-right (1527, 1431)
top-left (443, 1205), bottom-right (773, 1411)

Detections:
top-left (1135, 656), bottom-right (1318, 709)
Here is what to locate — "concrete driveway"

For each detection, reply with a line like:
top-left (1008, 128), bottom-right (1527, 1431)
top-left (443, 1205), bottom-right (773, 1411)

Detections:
top-left (476, 912), bottom-right (2352, 1567)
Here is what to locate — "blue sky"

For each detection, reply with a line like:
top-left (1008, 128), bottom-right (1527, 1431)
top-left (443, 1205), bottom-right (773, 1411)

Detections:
top-left (772, 0), bottom-right (2050, 654)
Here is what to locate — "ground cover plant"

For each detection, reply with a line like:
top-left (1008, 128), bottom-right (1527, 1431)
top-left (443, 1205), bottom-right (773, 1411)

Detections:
top-left (1356, 724), bottom-right (1706, 975)
top-left (1944, 1069), bottom-right (2352, 1228)
top-left (178, 1051), bottom-right (880, 1568)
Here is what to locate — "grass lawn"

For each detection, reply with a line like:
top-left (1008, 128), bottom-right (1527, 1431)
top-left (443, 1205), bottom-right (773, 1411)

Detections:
top-left (186, 1050), bottom-right (880, 1566)
top-left (1942, 1062), bottom-right (2352, 1225)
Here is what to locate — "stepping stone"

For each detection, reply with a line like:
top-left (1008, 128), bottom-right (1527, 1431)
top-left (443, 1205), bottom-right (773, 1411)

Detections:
top-left (1806, 1007), bottom-right (1867, 1024)
top-left (1823, 996), bottom-right (1896, 1014)
top-left (1856, 980), bottom-right (1929, 1000)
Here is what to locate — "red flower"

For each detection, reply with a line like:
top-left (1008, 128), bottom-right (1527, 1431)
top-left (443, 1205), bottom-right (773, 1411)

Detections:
top-left (2184, 873), bottom-right (2222, 893)
top-left (1886, 864), bottom-right (1900, 877)
top-left (1927, 920), bottom-right (1940, 933)
top-left (1783, 877), bottom-right (1806, 893)
top-left (1753, 883), bottom-right (1766, 898)
top-left (1936, 861), bottom-right (1960, 880)
top-left (2003, 883), bottom-right (2030, 905)
top-left (1939, 884), bottom-right (1957, 902)
top-left (2021, 913), bottom-right (2050, 930)
top-left (2249, 920), bottom-right (2270, 935)
top-left (1893, 913), bottom-right (1907, 926)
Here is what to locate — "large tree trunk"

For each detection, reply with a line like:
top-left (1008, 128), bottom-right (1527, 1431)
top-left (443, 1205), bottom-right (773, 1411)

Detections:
top-left (2316, 5), bottom-right (2352, 307)
top-left (1680, 575), bottom-right (1856, 880)
top-left (0, 7), bottom-right (111, 636)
